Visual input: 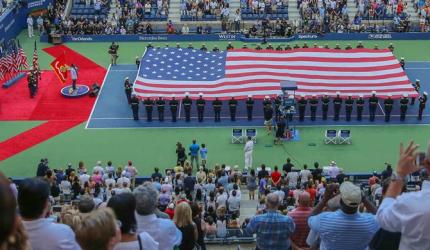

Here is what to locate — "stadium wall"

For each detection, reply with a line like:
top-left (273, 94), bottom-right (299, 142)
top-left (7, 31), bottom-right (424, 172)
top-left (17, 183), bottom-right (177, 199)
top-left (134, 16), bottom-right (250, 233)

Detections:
top-left (40, 32), bottom-right (430, 43)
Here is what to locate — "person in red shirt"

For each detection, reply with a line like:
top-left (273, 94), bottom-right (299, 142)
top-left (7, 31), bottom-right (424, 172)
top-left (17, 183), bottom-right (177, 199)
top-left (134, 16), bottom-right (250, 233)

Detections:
top-left (271, 166), bottom-right (282, 187)
top-left (368, 171), bottom-right (380, 186)
top-left (306, 182), bottom-right (317, 206)
top-left (165, 203), bottom-right (175, 219)
top-left (289, 192), bottom-right (313, 249)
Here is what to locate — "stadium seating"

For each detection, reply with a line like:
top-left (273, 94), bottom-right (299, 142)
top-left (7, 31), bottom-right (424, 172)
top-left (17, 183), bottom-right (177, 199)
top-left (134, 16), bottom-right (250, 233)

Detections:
top-left (69, 0), bottom-right (109, 20)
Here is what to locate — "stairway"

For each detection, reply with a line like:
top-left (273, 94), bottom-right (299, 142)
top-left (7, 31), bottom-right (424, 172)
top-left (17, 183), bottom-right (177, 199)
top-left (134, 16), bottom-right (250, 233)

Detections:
top-left (347, 0), bottom-right (358, 21)
top-left (230, 0), bottom-right (241, 12)
top-left (288, 0), bottom-right (300, 22)
top-left (168, 0), bottom-right (181, 23)
top-left (405, 0), bottom-right (419, 22)
top-left (107, 0), bottom-right (117, 22)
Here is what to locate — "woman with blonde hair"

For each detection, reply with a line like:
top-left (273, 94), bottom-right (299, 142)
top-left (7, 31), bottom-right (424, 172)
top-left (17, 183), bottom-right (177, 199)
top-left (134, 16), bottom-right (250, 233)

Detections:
top-left (173, 202), bottom-right (198, 250)
top-left (75, 208), bottom-right (121, 250)
top-left (61, 206), bottom-right (82, 232)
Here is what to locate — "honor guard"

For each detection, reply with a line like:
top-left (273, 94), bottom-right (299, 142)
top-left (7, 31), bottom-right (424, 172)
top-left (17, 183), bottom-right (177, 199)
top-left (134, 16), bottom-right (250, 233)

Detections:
top-left (293, 44), bottom-right (300, 49)
top-left (302, 42), bottom-right (308, 48)
top-left (369, 91), bottom-right (379, 121)
top-left (345, 95), bottom-right (354, 121)
top-left (388, 43), bottom-right (395, 52)
top-left (246, 95), bottom-right (254, 120)
top-left (187, 43), bottom-right (194, 49)
top-left (169, 95), bottom-right (179, 122)
top-left (146, 43), bottom-right (153, 49)
top-left (334, 44), bottom-right (341, 50)
top-left (213, 97), bottom-right (222, 122)
top-left (27, 70), bottom-right (37, 98)
top-left (228, 96), bottom-right (238, 121)
top-left (274, 95), bottom-right (282, 120)
top-left (313, 43), bottom-right (318, 48)
top-left (176, 43), bottom-right (181, 48)
top-left (130, 95), bottom-right (139, 120)
top-left (124, 77), bottom-right (132, 104)
top-left (400, 93), bottom-right (409, 121)
top-left (345, 44), bottom-right (352, 50)
top-left (309, 94), bottom-right (318, 121)
top-left (298, 94), bottom-right (307, 121)
top-left (226, 42), bottom-right (234, 50)
top-left (275, 45), bottom-right (283, 51)
top-left (263, 95), bottom-right (271, 112)
top-left (212, 46), bottom-right (220, 52)
top-left (400, 57), bottom-right (405, 70)
top-left (356, 41), bottom-right (364, 48)
top-left (135, 56), bottom-right (140, 69)
top-left (333, 92), bottom-right (342, 121)
top-left (285, 44), bottom-right (292, 50)
top-left (156, 95), bottom-right (165, 121)
top-left (200, 44), bottom-right (208, 52)
top-left (255, 45), bottom-right (262, 50)
top-left (196, 93), bottom-right (205, 122)
top-left (374, 44), bottom-right (379, 50)
top-left (143, 97), bottom-right (154, 122)
top-left (322, 94), bottom-right (330, 120)
top-left (242, 44), bottom-right (248, 49)
top-left (411, 79), bottom-right (420, 105)
top-left (324, 44), bottom-right (329, 49)
top-left (356, 95), bottom-right (364, 121)
top-left (418, 92), bottom-right (428, 120)
top-left (183, 92), bottom-right (192, 122)
top-left (384, 94), bottom-right (394, 122)
top-left (266, 44), bottom-right (274, 50)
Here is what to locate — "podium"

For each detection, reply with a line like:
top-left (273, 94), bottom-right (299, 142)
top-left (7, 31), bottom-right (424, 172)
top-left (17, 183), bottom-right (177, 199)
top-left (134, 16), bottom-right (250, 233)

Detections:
top-left (52, 34), bottom-right (63, 45)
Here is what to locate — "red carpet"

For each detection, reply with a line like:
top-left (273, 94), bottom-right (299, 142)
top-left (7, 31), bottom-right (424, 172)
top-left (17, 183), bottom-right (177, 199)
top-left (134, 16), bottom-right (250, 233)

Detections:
top-left (0, 45), bottom-right (106, 160)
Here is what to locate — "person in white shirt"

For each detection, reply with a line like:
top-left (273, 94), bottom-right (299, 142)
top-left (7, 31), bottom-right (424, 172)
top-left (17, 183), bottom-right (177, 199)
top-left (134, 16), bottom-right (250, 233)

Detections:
top-left (216, 188), bottom-right (228, 208)
top-left (181, 24), bottom-right (189, 34)
top-left (27, 15), bottom-right (34, 38)
top-left (79, 170), bottom-right (91, 187)
top-left (227, 190), bottom-right (241, 215)
top-left (134, 184), bottom-right (182, 249)
top-left (117, 173), bottom-right (131, 188)
top-left (105, 173), bottom-right (116, 188)
top-left (125, 161), bottom-right (138, 188)
top-left (19, 178), bottom-right (81, 250)
top-left (244, 136), bottom-right (254, 169)
top-left (376, 141), bottom-right (430, 250)
top-left (299, 164), bottom-right (312, 184)
top-left (286, 170), bottom-right (299, 189)
top-left (93, 160), bottom-right (104, 175)
top-left (107, 193), bottom-right (159, 250)
top-left (274, 185), bottom-right (285, 202)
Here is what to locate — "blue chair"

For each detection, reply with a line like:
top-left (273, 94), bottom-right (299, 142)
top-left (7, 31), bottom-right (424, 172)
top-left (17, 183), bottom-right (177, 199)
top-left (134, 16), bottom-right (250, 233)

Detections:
top-left (324, 130), bottom-right (338, 144)
top-left (246, 128), bottom-right (257, 143)
top-left (231, 129), bottom-right (244, 144)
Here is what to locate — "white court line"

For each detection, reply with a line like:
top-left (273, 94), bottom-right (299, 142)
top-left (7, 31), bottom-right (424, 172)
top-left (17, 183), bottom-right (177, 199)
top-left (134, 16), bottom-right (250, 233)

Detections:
top-left (109, 69), bottom-right (138, 72)
top-left (405, 67), bottom-right (430, 69)
top-left (378, 103), bottom-right (386, 116)
top-left (85, 64), bottom-right (112, 129)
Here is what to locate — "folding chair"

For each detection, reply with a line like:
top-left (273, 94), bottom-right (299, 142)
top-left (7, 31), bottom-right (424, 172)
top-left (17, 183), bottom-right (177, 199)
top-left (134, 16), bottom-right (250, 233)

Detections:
top-left (231, 129), bottom-right (244, 144)
top-left (245, 128), bottom-right (257, 143)
top-left (324, 129), bottom-right (338, 144)
top-left (338, 130), bottom-right (351, 144)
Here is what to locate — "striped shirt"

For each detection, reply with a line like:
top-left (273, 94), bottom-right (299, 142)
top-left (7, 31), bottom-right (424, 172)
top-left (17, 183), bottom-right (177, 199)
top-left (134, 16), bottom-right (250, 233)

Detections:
top-left (308, 210), bottom-right (379, 250)
top-left (289, 206), bottom-right (313, 248)
top-left (246, 211), bottom-right (295, 250)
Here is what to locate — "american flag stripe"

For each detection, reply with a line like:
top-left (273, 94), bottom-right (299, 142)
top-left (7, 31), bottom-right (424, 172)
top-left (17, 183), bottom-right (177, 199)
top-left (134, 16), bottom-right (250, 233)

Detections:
top-left (133, 48), bottom-right (417, 100)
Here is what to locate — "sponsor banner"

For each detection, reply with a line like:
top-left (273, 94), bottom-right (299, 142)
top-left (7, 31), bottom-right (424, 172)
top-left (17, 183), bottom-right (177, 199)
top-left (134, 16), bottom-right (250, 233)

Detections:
top-left (27, 0), bottom-right (51, 10)
top-left (0, 7), bottom-right (28, 44)
top-left (41, 34), bottom-right (240, 42)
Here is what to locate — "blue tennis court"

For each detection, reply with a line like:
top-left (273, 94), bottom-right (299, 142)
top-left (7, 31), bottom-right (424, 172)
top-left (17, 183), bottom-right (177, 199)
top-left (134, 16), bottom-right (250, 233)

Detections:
top-left (86, 62), bottom-right (430, 129)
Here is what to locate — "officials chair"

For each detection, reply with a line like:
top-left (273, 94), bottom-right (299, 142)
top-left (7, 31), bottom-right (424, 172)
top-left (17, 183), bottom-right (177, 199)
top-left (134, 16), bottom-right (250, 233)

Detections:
top-left (246, 128), bottom-right (257, 143)
top-left (338, 130), bottom-right (351, 144)
top-left (324, 129), bottom-right (338, 144)
top-left (231, 129), bottom-right (244, 144)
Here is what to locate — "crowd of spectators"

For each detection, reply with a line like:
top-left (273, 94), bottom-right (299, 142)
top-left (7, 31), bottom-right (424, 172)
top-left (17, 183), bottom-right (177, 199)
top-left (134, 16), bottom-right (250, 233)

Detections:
top-left (414, 0), bottom-right (430, 31)
top-left (181, 0), bottom-right (237, 21)
top-left (1, 139), bottom-right (429, 250)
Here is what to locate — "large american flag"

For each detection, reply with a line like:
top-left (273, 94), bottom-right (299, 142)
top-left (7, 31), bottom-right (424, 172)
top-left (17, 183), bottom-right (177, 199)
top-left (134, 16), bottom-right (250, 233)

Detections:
top-left (133, 47), bottom-right (417, 100)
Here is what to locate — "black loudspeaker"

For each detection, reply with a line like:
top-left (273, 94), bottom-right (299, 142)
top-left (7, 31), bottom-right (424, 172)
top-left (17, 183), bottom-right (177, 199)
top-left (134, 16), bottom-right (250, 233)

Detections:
top-left (89, 83), bottom-right (100, 97)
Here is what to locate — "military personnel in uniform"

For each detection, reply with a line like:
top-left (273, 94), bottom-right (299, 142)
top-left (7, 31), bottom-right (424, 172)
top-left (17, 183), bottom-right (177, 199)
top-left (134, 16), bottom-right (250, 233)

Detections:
top-left (144, 97), bottom-right (154, 122)
top-left (418, 92), bottom-right (428, 120)
top-left (334, 44), bottom-right (341, 50)
top-left (196, 93), bottom-right (205, 122)
top-left (263, 95), bottom-right (271, 109)
top-left (246, 95), bottom-right (254, 120)
top-left (226, 42), bottom-right (234, 50)
top-left (176, 43), bottom-right (181, 48)
top-left (411, 79), bottom-right (420, 105)
top-left (200, 44), bottom-right (208, 52)
top-left (124, 77), bottom-right (132, 104)
top-left (302, 42), bottom-right (308, 48)
top-left (130, 95), bottom-right (139, 120)
top-left (384, 94), bottom-right (394, 122)
top-left (212, 97), bottom-right (222, 122)
top-left (183, 92), bottom-right (192, 122)
top-left (293, 44), bottom-right (300, 49)
top-left (313, 43), bottom-right (318, 48)
top-left (356, 41), bottom-right (364, 48)
top-left (345, 44), bottom-right (352, 50)
top-left (400, 57), bottom-right (405, 70)
top-left (275, 45), bottom-right (283, 51)
top-left (242, 44), bottom-right (248, 49)
top-left (298, 94), bottom-right (307, 121)
top-left (169, 95), bottom-right (179, 122)
top-left (369, 91), bottom-right (379, 121)
top-left (255, 45), bottom-right (262, 50)
top-left (309, 94), bottom-right (318, 121)
top-left (374, 44), bottom-right (379, 50)
top-left (212, 46), bottom-right (220, 52)
top-left (324, 44), bottom-right (330, 49)
top-left (266, 44), bottom-right (274, 50)
top-left (27, 70), bottom-right (37, 98)
top-left (345, 95), bottom-right (354, 121)
top-left (156, 95), bottom-right (165, 121)
top-left (274, 95), bottom-right (282, 120)
top-left (388, 43), bottom-right (395, 52)
top-left (147, 43), bottom-right (153, 49)
top-left (109, 42), bottom-right (119, 65)
top-left (333, 92), bottom-right (342, 121)
top-left (285, 44), bottom-right (292, 50)
top-left (356, 95), bottom-right (364, 121)
top-left (322, 94), bottom-right (330, 120)
top-left (400, 93), bottom-right (409, 121)
top-left (135, 56), bottom-right (140, 69)
top-left (187, 43), bottom-right (194, 49)
top-left (228, 96), bottom-right (238, 121)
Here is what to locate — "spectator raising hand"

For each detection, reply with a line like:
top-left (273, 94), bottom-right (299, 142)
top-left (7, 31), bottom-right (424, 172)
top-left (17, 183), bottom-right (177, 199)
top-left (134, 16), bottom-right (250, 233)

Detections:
top-left (395, 141), bottom-right (420, 178)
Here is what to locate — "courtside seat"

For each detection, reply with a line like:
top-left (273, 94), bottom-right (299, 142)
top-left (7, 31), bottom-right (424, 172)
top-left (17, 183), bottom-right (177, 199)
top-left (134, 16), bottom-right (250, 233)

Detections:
top-left (231, 129), bottom-right (244, 144)
top-left (324, 129), bottom-right (338, 144)
top-left (338, 130), bottom-right (351, 144)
